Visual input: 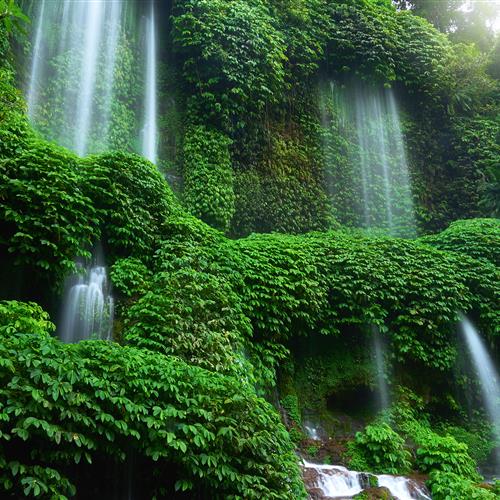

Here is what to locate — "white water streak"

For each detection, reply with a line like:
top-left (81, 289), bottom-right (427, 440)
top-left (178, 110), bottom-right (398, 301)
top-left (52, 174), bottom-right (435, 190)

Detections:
top-left (461, 316), bottom-right (500, 474)
top-left (75, 1), bottom-right (105, 156)
top-left (142, 1), bottom-right (158, 163)
top-left (60, 265), bottom-right (114, 343)
top-left (26, 0), bottom-right (46, 119)
top-left (102, 1), bottom-right (123, 143)
top-left (372, 326), bottom-right (390, 410)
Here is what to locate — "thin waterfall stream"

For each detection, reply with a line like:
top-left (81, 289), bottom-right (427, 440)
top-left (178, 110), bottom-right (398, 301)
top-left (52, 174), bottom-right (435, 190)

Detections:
top-left (321, 81), bottom-right (416, 237)
top-left (460, 316), bottom-right (500, 476)
top-left (372, 326), bottom-right (390, 411)
top-left (142, 0), bottom-right (158, 164)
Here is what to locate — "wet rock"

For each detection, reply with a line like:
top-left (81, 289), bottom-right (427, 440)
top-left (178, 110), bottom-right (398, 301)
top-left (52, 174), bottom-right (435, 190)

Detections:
top-left (357, 486), bottom-right (395, 499)
top-left (358, 472), bottom-right (378, 489)
top-left (406, 477), bottom-right (431, 499)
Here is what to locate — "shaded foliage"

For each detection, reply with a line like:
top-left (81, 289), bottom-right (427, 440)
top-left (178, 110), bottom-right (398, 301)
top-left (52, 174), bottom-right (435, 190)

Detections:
top-left (0, 301), bottom-right (306, 499)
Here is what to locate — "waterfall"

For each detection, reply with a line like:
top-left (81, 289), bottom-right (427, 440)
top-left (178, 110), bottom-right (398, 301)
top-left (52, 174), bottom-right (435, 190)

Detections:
top-left (321, 81), bottom-right (416, 237)
top-left (24, 0), bottom-right (131, 156)
top-left (302, 461), bottom-right (431, 500)
top-left (74, 1), bottom-right (105, 156)
top-left (59, 262), bottom-right (114, 343)
top-left (26, 0), bottom-right (46, 119)
top-left (304, 423), bottom-right (320, 440)
top-left (372, 326), bottom-right (390, 411)
top-left (460, 316), bottom-right (500, 473)
top-left (142, 1), bottom-right (158, 164)
top-left (102, 1), bottom-right (123, 145)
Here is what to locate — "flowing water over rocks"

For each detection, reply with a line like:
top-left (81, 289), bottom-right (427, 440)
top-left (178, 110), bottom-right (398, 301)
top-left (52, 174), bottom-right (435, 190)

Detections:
top-left (302, 460), bottom-right (431, 500)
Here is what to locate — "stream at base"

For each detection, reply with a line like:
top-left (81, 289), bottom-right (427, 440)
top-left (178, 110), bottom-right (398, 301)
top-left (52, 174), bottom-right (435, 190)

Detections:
top-left (302, 460), bottom-right (431, 499)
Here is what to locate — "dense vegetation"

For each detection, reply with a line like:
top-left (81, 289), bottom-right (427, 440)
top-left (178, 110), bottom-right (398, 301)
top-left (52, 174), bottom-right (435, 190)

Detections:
top-left (1, 1), bottom-right (499, 498)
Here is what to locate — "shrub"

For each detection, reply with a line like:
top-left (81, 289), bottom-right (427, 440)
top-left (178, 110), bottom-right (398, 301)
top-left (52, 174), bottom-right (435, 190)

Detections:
top-left (416, 433), bottom-right (480, 480)
top-left (0, 140), bottom-right (98, 282)
top-left (420, 218), bottom-right (500, 267)
top-left (80, 151), bottom-right (177, 262)
top-left (348, 422), bottom-right (411, 474)
top-left (0, 300), bottom-right (306, 499)
top-left (428, 471), bottom-right (495, 500)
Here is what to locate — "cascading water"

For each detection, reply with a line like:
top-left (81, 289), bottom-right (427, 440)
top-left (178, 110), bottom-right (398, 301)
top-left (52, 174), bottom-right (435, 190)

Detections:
top-left (302, 461), bottom-right (431, 500)
top-left (304, 423), bottom-right (321, 440)
top-left (372, 326), bottom-right (390, 411)
top-left (321, 81), bottom-right (416, 237)
top-left (59, 262), bottom-right (114, 343)
top-left (460, 316), bottom-right (500, 474)
top-left (24, 0), bottom-right (157, 159)
top-left (74, 1), bottom-right (105, 156)
top-left (25, 0), bottom-right (46, 119)
top-left (142, 0), bottom-right (158, 164)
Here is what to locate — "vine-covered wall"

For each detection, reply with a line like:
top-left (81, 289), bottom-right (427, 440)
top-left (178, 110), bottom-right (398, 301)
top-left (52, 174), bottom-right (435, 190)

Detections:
top-left (1, 2), bottom-right (500, 498)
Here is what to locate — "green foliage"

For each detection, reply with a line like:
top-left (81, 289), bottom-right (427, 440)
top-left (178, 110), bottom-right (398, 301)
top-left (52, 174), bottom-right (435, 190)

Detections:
top-left (327, 1), bottom-right (400, 83)
top-left (428, 471), bottom-right (496, 500)
top-left (0, 65), bottom-right (30, 158)
top-left (0, 0), bottom-right (28, 36)
top-left (395, 10), bottom-right (453, 97)
top-left (280, 395), bottom-right (301, 426)
top-left (182, 125), bottom-right (235, 232)
top-left (120, 265), bottom-right (250, 375)
top-left (389, 388), bottom-right (481, 481)
top-left (420, 218), bottom-right (500, 266)
top-left (231, 130), bottom-right (333, 236)
top-left (269, 0), bottom-right (330, 79)
top-left (232, 232), bottom-right (498, 369)
top-left (415, 433), bottom-right (480, 480)
top-left (0, 139), bottom-right (98, 281)
top-left (109, 257), bottom-right (152, 299)
top-left (348, 422), bottom-right (411, 474)
top-left (80, 151), bottom-right (177, 262)
top-left (172, 0), bottom-right (286, 131)
top-left (0, 301), bottom-right (306, 499)
top-left (0, 300), bottom-right (54, 336)
top-left (438, 423), bottom-right (495, 464)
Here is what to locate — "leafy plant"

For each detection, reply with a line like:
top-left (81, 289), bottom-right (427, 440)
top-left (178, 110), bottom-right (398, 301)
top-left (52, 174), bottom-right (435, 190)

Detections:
top-left (348, 422), bottom-right (411, 474)
top-left (0, 0), bottom-right (28, 36)
top-left (0, 300), bottom-right (306, 499)
top-left (428, 471), bottom-right (495, 500)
